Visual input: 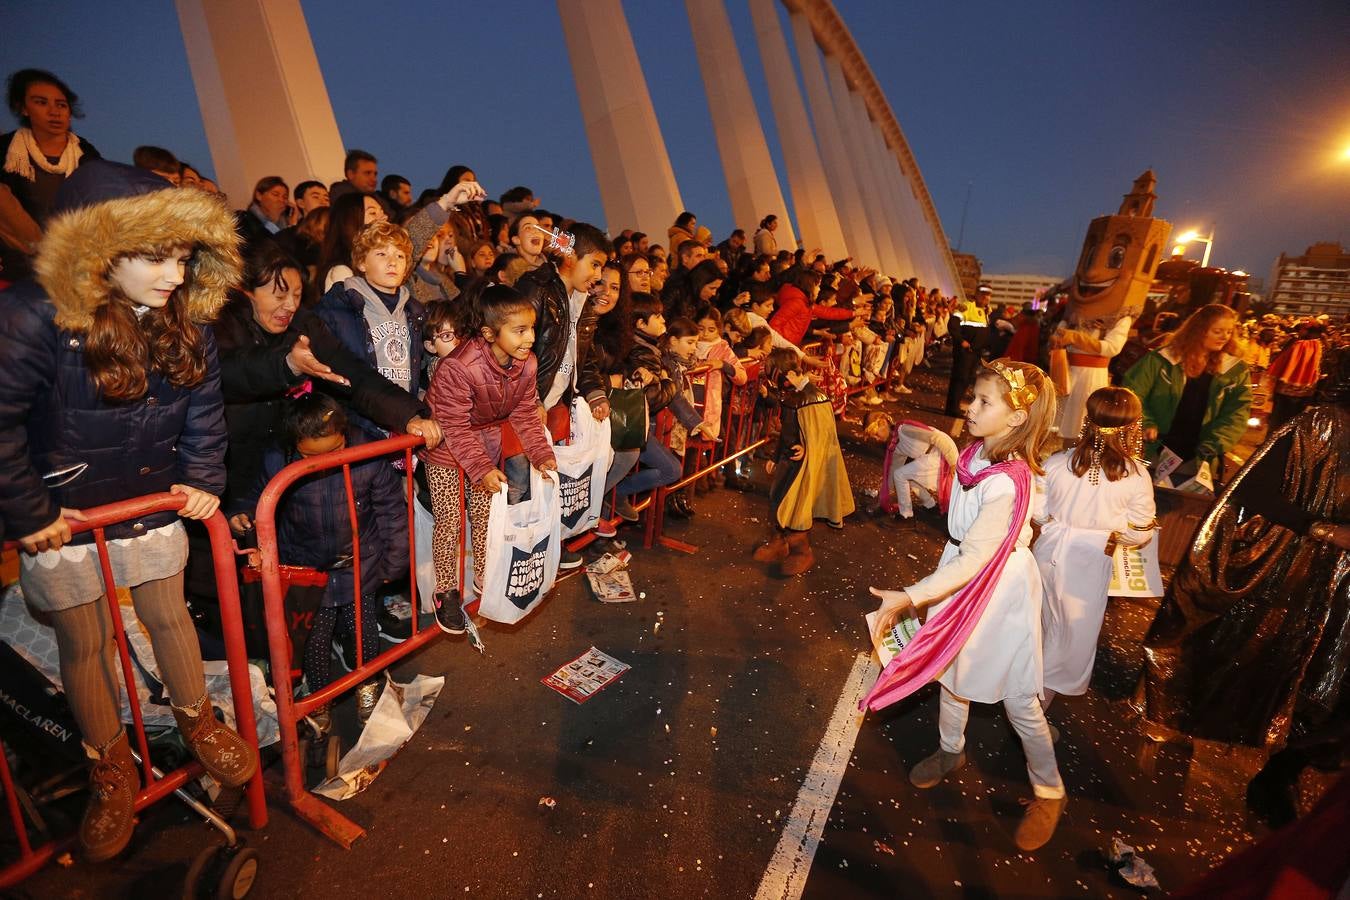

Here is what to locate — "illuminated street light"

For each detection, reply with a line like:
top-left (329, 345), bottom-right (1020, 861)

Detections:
top-left (1174, 228), bottom-right (1215, 266)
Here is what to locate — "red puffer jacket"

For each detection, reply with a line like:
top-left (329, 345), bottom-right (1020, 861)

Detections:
top-left (424, 338), bottom-right (555, 483)
top-left (769, 284), bottom-right (853, 346)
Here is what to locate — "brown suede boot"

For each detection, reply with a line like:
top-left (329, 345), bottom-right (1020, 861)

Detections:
top-left (80, 730), bottom-right (140, 863)
top-left (1014, 795), bottom-right (1067, 851)
top-left (173, 693), bottom-right (258, 788)
top-left (780, 531), bottom-right (815, 576)
top-left (752, 531), bottom-right (790, 563)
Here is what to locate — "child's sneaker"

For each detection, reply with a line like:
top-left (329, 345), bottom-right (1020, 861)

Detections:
top-left (558, 549), bottom-right (585, 570)
top-left (378, 595), bottom-right (413, 644)
top-left (594, 518), bottom-right (618, 539)
top-left (433, 590), bottom-right (466, 635)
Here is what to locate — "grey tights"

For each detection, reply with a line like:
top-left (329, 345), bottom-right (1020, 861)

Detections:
top-left (50, 571), bottom-right (206, 749)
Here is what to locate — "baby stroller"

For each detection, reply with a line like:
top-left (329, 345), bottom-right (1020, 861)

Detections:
top-left (0, 586), bottom-right (264, 897)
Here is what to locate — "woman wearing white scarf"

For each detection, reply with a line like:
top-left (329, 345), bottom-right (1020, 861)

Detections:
top-left (3, 70), bottom-right (100, 218)
top-left (2, 69), bottom-right (100, 282)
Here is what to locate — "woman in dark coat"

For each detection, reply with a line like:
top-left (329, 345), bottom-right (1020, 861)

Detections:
top-left (213, 242), bottom-right (435, 510)
top-left (0, 160), bottom-right (256, 862)
top-left (1, 68), bottom-right (101, 280)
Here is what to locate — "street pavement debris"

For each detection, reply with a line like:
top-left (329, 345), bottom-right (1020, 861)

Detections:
top-left (585, 551), bottom-right (637, 603)
top-left (541, 646), bottom-right (631, 704)
top-left (873, 839), bottom-right (895, 855)
top-left (538, 796), bottom-right (557, 810)
top-left (314, 673), bottom-right (445, 801)
top-left (1107, 837), bottom-right (1161, 891)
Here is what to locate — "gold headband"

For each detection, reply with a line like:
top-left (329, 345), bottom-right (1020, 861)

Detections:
top-left (983, 359), bottom-right (1039, 410)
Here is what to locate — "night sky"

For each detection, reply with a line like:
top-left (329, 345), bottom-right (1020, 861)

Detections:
top-left (4, 1), bottom-right (1349, 283)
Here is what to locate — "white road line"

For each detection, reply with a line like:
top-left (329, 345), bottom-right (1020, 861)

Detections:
top-left (755, 652), bottom-right (880, 900)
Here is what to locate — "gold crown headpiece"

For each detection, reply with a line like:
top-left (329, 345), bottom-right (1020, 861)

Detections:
top-left (983, 359), bottom-right (1039, 410)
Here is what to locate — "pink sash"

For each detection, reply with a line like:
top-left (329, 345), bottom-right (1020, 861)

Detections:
top-left (878, 421), bottom-right (953, 514)
top-left (862, 441), bottom-right (1031, 711)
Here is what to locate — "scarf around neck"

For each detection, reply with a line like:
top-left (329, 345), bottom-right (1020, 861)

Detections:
top-left (4, 127), bottom-right (84, 181)
top-left (863, 440), bottom-right (1032, 711)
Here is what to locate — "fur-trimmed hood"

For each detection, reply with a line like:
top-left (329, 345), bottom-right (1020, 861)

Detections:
top-left (34, 160), bottom-right (241, 333)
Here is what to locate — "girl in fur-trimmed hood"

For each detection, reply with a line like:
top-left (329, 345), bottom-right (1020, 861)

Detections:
top-left (0, 159), bottom-right (257, 863)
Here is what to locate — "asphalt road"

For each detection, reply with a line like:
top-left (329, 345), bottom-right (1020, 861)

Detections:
top-left (14, 354), bottom-right (1307, 900)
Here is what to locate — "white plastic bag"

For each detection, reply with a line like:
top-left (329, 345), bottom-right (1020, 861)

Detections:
top-left (553, 398), bottom-right (613, 539)
top-left (1108, 538), bottom-right (1164, 598)
top-left (414, 497), bottom-right (436, 614)
top-left (476, 467), bottom-right (561, 624)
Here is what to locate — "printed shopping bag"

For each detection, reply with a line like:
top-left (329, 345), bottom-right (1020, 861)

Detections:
top-left (606, 387), bottom-right (649, 451)
top-left (476, 467), bottom-right (562, 624)
top-left (554, 398), bottom-right (614, 538)
top-left (1108, 538), bottom-right (1165, 598)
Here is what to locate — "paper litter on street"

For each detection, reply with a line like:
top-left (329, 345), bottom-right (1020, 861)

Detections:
top-left (1107, 837), bottom-right (1161, 890)
top-left (585, 552), bottom-right (637, 603)
top-left (864, 609), bottom-right (921, 667)
top-left (542, 646), bottom-right (630, 704)
top-left (313, 673), bottom-right (444, 800)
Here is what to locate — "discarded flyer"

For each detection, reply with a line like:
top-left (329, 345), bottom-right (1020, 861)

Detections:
top-left (1107, 837), bottom-right (1160, 891)
top-left (585, 552), bottom-right (637, 603)
top-left (542, 646), bottom-right (630, 704)
top-left (864, 609), bottom-right (921, 667)
top-left (314, 673), bottom-right (444, 800)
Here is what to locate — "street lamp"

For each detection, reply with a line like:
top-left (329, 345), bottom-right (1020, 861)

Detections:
top-left (1173, 228), bottom-right (1215, 267)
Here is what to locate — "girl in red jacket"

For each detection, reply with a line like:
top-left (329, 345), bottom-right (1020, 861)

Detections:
top-left (423, 283), bottom-right (557, 635)
top-left (769, 270), bottom-right (853, 346)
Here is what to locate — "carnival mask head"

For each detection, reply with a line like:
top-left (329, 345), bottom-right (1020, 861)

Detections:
top-left (1067, 171), bottom-right (1171, 323)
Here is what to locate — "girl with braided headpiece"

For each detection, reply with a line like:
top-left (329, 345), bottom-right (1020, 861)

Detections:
top-left (1032, 386), bottom-right (1156, 722)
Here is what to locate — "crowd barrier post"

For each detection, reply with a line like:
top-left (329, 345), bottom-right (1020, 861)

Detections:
top-left (644, 363), bottom-right (770, 553)
top-left (250, 434), bottom-right (437, 849)
top-left (0, 494), bottom-right (266, 889)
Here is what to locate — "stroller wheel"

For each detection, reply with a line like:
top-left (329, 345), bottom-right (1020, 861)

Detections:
top-left (214, 845), bottom-right (260, 899)
top-left (182, 841), bottom-right (261, 900)
top-left (183, 844), bottom-right (217, 898)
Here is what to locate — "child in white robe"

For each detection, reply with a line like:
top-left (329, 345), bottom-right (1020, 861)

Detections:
top-left (1034, 386), bottom-right (1157, 711)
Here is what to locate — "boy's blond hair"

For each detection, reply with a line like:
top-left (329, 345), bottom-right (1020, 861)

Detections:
top-left (351, 220), bottom-right (413, 270)
top-left (973, 359), bottom-right (1056, 475)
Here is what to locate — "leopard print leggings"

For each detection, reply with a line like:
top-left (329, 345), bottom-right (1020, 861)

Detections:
top-left (425, 463), bottom-right (493, 594)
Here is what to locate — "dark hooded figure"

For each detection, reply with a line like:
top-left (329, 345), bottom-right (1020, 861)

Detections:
top-left (1140, 347), bottom-right (1350, 825)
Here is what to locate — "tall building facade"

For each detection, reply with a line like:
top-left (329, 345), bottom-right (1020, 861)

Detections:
top-left (1268, 242), bottom-right (1350, 317)
top-left (982, 272), bottom-right (1062, 309)
top-left (950, 250), bottom-right (982, 300)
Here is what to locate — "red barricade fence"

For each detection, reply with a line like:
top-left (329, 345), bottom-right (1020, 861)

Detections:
top-left (0, 494), bottom-right (266, 889)
top-left (250, 433), bottom-right (428, 849)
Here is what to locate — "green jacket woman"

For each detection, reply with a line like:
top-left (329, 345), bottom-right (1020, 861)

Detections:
top-left (1122, 304), bottom-right (1253, 465)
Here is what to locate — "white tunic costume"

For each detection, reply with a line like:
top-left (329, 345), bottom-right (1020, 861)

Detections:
top-left (1033, 451), bottom-right (1156, 695)
top-left (886, 425), bottom-right (956, 518)
top-left (1056, 316), bottom-right (1132, 441)
top-left (905, 449), bottom-right (1043, 703)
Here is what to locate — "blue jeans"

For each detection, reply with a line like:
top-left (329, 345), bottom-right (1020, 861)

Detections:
top-left (605, 448), bottom-right (640, 494)
top-left (616, 428), bottom-right (682, 499)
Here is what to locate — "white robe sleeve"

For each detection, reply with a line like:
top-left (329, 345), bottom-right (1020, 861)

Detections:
top-left (905, 480), bottom-right (1015, 607)
top-left (1098, 316), bottom-right (1133, 357)
top-left (1113, 470), bottom-right (1158, 548)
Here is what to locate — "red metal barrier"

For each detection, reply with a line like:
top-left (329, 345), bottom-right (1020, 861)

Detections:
top-left (0, 494), bottom-right (266, 888)
top-left (642, 363), bottom-right (771, 553)
top-left (250, 434), bottom-right (431, 848)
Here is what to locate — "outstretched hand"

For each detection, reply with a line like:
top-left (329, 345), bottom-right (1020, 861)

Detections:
top-left (869, 586), bottom-right (915, 644)
top-left (287, 335), bottom-right (350, 386)
top-left (439, 181), bottom-right (487, 210)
